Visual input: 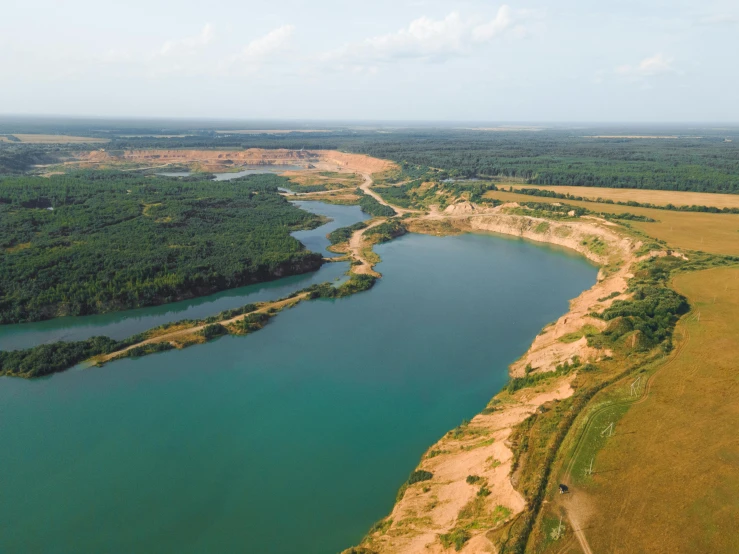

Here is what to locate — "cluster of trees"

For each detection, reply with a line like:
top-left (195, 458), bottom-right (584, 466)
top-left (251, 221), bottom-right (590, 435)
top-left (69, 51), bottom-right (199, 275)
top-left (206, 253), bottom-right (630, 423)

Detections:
top-left (375, 181), bottom-right (423, 208)
top-left (0, 336), bottom-right (119, 378)
top-left (358, 191), bottom-right (396, 216)
top-left (0, 144), bottom-right (57, 173)
top-left (327, 221), bottom-right (367, 245)
top-left (0, 171), bottom-right (324, 323)
top-left (364, 219), bottom-right (407, 243)
top-left (304, 275), bottom-right (377, 299)
top-left (590, 257), bottom-right (690, 352)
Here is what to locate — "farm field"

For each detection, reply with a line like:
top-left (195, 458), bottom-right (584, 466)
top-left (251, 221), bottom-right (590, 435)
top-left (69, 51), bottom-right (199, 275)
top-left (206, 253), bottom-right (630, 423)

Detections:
top-left (508, 184), bottom-right (739, 209)
top-left (12, 134), bottom-right (109, 143)
top-left (578, 267), bottom-right (739, 553)
top-left (485, 190), bottom-right (739, 256)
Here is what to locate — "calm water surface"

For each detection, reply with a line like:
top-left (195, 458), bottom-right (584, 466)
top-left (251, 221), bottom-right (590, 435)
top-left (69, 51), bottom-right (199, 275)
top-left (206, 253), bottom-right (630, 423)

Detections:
top-left (157, 165), bottom-right (303, 180)
top-left (0, 205), bottom-right (597, 553)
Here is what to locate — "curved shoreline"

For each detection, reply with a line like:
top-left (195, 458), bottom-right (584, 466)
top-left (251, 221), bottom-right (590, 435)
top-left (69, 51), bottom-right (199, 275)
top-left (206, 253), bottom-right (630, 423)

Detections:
top-left (345, 197), bottom-right (650, 552)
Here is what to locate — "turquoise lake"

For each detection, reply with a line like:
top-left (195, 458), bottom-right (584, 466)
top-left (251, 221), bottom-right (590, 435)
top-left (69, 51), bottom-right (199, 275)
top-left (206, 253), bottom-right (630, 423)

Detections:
top-left (0, 202), bottom-right (597, 553)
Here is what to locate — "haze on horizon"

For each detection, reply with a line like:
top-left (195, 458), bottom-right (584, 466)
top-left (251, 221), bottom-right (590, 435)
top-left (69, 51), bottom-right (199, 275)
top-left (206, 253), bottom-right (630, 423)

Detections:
top-left (2, 0), bottom-right (738, 123)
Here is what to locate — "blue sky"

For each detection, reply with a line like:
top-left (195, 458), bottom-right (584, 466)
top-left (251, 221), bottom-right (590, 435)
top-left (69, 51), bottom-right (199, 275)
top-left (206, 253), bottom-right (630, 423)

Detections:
top-left (2, 0), bottom-right (738, 121)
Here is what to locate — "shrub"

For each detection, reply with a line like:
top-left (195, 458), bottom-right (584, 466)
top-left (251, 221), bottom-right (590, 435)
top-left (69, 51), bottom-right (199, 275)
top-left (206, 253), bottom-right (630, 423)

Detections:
top-left (440, 528), bottom-right (471, 551)
top-left (199, 323), bottom-right (228, 340)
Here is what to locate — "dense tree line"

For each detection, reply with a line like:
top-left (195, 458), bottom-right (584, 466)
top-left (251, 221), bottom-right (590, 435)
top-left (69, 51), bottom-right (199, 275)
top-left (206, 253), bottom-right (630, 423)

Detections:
top-left (364, 219), bottom-right (407, 243)
top-left (0, 144), bottom-right (57, 173)
top-left (0, 172), bottom-right (324, 323)
top-left (352, 131), bottom-right (739, 194)
top-left (327, 222), bottom-right (368, 245)
top-left (358, 191), bottom-right (396, 216)
top-left (4, 126), bottom-right (739, 193)
top-left (0, 336), bottom-right (119, 377)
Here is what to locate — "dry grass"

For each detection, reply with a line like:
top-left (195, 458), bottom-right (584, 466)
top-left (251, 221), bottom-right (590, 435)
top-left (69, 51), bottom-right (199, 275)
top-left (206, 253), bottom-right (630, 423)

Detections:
top-left (13, 134), bottom-right (108, 144)
top-left (4, 242), bottom-right (31, 253)
top-left (485, 190), bottom-right (739, 256)
top-left (507, 184), bottom-right (739, 209)
top-left (581, 267), bottom-right (739, 553)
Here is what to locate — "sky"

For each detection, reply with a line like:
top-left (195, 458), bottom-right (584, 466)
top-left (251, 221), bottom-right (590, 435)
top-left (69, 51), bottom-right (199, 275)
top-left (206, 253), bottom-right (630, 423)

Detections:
top-left (2, 0), bottom-right (738, 122)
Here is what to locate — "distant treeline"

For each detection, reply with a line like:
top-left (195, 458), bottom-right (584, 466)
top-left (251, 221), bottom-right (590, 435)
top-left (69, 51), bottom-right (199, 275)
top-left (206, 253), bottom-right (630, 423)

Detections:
top-left (4, 126), bottom-right (739, 194)
top-left (0, 171), bottom-right (324, 323)
top-left (0, 145), bottom-right (57, 173)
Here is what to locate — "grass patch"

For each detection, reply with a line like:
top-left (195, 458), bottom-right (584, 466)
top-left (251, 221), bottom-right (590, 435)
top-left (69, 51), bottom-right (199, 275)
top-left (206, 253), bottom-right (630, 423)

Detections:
top-left (439, 528), bottom-right (471, 551)
top-left (558, 324), bottom-right (601, 344)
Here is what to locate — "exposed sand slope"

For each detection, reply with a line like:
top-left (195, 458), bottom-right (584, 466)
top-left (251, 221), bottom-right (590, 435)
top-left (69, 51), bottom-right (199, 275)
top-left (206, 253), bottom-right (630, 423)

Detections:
top-left (350, 198), bottom-right (692, 554)
top-left (353, 379), bottom-right (576, 554)
top-left (426, 203), bottom-right (639, 376)
top-left (71, 148), bottom-right (397, 175)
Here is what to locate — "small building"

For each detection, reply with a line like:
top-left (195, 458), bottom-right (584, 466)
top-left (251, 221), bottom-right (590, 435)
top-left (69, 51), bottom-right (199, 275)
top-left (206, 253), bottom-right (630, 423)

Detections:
top-left (559, 484), bottom-right (569, 494)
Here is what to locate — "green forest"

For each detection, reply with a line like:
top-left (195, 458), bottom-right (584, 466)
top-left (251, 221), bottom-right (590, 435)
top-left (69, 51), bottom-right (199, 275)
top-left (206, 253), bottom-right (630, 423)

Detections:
top-left (0, 171), bottom-right (324, 323)
top-left (3, 125), bottom-right (739, 193)
top-left (102, 128), bottom-right (739, 194)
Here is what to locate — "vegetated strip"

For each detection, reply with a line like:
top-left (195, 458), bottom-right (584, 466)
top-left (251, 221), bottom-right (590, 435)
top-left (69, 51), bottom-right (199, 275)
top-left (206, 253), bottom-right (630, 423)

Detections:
top-left (0, 275), bottom-right (377, 379)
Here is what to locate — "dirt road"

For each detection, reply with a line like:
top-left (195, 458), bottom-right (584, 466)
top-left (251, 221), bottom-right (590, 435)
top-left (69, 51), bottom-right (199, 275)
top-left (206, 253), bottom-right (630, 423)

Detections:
top-left (99, 294), bottom-right (307, 362)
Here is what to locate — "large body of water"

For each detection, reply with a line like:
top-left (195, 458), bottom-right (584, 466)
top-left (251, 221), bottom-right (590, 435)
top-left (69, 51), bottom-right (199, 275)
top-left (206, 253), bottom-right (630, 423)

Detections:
top-left (0, 201), bottom-right (597, 553)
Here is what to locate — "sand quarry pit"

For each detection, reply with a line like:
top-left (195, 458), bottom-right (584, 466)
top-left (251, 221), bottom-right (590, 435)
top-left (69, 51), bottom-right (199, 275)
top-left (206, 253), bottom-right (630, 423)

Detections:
top-left (71, 148), bottom-right (396, 175)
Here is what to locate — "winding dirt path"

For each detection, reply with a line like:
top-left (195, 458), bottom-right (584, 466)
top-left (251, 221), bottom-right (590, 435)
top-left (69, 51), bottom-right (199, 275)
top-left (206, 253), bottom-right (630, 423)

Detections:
top-left (98, 294), bottom-right (308, 363)
top-left (348, 219), bottom-right (386, 276)
top-left (359, 172), bottom-right (421, 215)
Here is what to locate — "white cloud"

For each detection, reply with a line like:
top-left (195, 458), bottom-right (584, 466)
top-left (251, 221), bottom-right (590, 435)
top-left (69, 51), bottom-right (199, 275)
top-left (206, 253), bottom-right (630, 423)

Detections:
top-left (322, 6), bottom-right (534, 66)
top-left (235, 24), bottom-right (295, 64)
top-left (472, 5), bottom-right (513, 42)
top-left (215, 25), bottom-right (295, 76)
top-left (159, 23), bottom-right (215, 56)
top-left (616, 53), bottom-right (677, 78)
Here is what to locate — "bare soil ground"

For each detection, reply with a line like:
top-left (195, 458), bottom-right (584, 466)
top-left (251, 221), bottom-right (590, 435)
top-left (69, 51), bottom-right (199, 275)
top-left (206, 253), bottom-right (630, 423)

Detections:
top-left (355, 379), bottom-right (576, 554)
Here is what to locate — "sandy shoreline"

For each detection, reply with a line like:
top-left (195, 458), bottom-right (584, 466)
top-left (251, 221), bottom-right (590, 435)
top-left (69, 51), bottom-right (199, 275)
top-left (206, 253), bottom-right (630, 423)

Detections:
top-left (346, 202), bottom-right (645, 553)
